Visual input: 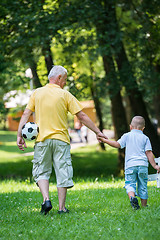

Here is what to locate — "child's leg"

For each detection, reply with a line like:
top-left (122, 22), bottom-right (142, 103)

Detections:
top-left (125, 167), bottom-right (137, 200)
top-left (137, 166), bottom-right (148, 207)
top-left (128, 191), bottom-right (140, 209)
top-left (141, 198), bottom-right (147, 207)
top-left (128, 191), bottom-right (135, 199)
top-left (125, 167), bottom-right (140, 209)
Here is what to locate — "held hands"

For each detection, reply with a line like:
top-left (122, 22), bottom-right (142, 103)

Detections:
top-left (17, 136), bottom-right (27, 151)
top-left (96, 132), bottom-right (108, 143)
top-left (155, 165), bottom-right (160, 173)
top-left (97, 136), bottom-right (107, 143)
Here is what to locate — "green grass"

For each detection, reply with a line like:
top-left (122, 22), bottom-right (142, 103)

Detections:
top-left (0, 130), bottom-right (35, 180)
top-left (0, 180), bottom-right (160, 240)
top-left (0, 130), bottom-right (35, 160)
top-left (0, 130), bottom-right (118, 181)
top-left (0, 131), bottom-right (160, 239)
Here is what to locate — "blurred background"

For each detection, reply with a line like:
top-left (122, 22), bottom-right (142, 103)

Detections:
top-left (0, 0), bottom-right (160, 173)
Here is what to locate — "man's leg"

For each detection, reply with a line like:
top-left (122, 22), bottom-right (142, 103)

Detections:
top-left (57, 187), bottom-right (67, 211)
top-left (38, 179), bottom-right (52, 214)
top-left (53, 140), bottom-right (74, 212)
top-left (141, 198), bottom-right (147, 207)
top-left (37, 179), bottom-right (50, 202)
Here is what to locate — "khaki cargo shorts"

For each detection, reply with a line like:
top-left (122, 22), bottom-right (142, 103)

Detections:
top-left (32, 139), bottom-right (74, 188)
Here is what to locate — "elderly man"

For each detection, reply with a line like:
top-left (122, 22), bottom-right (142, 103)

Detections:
top-left (17, 65), bottom-right (107, 215)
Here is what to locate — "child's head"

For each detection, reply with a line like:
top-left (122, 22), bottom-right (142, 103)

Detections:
top-left (130, 116), bottom-right (145, 130)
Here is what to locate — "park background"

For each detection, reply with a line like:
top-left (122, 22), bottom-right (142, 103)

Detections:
top-left (0, 0), bottom-right (160, 239)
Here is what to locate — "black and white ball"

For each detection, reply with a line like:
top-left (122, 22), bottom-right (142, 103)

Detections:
top-left (22, 122), bottom-right (39, 141)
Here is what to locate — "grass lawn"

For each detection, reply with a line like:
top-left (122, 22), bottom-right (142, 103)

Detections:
top-left (0, 131), bottom-right (160, 239)
top-left (0, 130), bottom-right (35, 160)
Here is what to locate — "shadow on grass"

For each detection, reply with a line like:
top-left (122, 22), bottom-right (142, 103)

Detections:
top-left (0, 157), bottom-right (33, 180)
top-left (0, 131), bottom-right (17, 142)
top-left (0, 149), bottom-right (118, 181)
top-left (0, 131), bottom-right (35, 157)
top-left (0, 131), bottom-right (119, 180)
top-left (0, 144), bottom-right (34, 154)
top-left (0, 146), bottom-right (156, 183)
top-left (72, 151), bottom-right (118, 179)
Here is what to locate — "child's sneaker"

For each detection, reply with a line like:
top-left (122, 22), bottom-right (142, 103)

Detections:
top-left (130, 196), bottom-right (140, 210)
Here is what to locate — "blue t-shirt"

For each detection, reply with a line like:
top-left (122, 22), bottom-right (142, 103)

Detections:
top-left (117, 129), bottom-right (152, 170)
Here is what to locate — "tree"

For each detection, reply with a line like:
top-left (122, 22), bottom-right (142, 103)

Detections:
top-left (58, 0), bottom-right (160, 169)
top-left (60, 0), bottom-right (129, 170)
top-left (1, 0), bottom-right (160, 166)
top-left (116, 0), bottom-right (160, 156)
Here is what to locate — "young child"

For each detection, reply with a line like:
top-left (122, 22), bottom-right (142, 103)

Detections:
top-left (98, 116), bottom-right (160, 210)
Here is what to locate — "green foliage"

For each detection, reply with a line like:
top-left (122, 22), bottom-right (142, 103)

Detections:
top-left (117, 0), bottom-right (160, 100)
top-left (1, 0), bottom-right (160, 131)
top-left (0, 102), bottom-right (8, 130)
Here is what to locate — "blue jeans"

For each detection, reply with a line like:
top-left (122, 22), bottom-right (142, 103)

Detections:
top-left (125, 166), bottom-right (148, 199)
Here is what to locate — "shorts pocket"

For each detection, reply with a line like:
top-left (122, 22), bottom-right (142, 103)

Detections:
top-left (32, 158), bottom-right (42, 180)
top-left (138, 168), bottom-right (148, 180)
top-left (125, 169), bottom-right (133, 175)
top-left (32, 157), bottom-right (42, 165)
top-left (36, 141), bottom-right (48, 147)
top-left (125, 169), bottom-right (134, 184)
top-left (139, 168), bottom-right (148, 174)
top-left (32, 141), bottom-right (48, 180)
top-left (58, 140), bottom-right (68, 146)
top-left (66, 159), bottom-right (73, 180)
top-left (33, 141), bottom-right (48, 159)
top-left (57, 141), bottom-right (70, 158)
top-left (36, 141), bottom-right (48, 150)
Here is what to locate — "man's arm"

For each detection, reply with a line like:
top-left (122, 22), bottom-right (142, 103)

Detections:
top-left (145, 150), bottom-right (160, 173)
top-left (76, 111), bottom-right (107, 140)
top-left (17, 108), bottom-right (33, 151)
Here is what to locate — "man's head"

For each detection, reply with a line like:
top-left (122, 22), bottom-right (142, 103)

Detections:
top-left (130, 116), bottom-right (145, 130)
top-left (48, 65), bottom-right (68, 88)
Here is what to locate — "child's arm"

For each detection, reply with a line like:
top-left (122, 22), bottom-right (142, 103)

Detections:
top-left (145, 150), bottom-right (160, 173)
top-left (98, 136), bottom-right (121, 148)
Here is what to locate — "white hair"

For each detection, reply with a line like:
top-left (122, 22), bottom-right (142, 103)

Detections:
top-left (131, 116), bottom-right (145, 129)
top-left (48, 65), bottom-right (67, 80)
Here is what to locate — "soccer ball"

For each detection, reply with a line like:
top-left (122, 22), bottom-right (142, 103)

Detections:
top-left (22, 122), bottom-right (39, 141)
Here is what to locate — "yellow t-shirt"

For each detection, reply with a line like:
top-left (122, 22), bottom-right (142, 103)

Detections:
top-left (26, 84), bottom-right (83, 143)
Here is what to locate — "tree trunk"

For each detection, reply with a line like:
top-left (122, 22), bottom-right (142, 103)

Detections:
top-left (128, 88), bottom-right (160, 157)
top-left (89, 62), bottom-right (105, 150)
top-left (102, 55), bottom-right (129, 172)
top-left (110, 90), bottom-right (128, 171)
top-left (115, 43), bottom-right (160, 156)
top-left (42, 45), bottom-right (54, 74)
top-left (90, 85), bottom-right (105, 150)
top-left (109, 4), bottom-right (160, 157)
top-left (154, 64), bottom-right (160, 128)
top-left (30, 61), bottom-right (42, 88)
top-left (153, 93), bottom-right (160, 129)
top-left (94, 0), bottom-right (129, 172)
